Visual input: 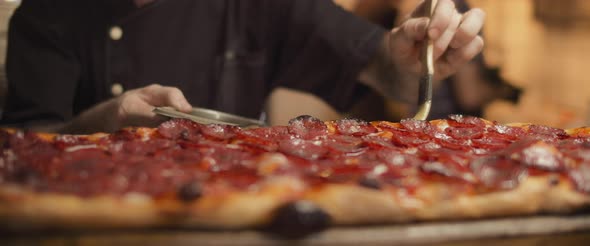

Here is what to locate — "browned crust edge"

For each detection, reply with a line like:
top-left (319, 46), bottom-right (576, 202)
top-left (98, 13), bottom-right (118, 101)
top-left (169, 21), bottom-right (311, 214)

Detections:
top-left (1, 176), bottom-right (588, 230)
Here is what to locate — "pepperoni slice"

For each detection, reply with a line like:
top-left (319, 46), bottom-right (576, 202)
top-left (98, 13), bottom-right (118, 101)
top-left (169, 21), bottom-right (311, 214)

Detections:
top-left (445, 127), bottom-right (484, 140)
top-left (109, 138), bottom-right (175, 155)
top-left (53, 135), bottom-right (94, 150)
top-left (471, 157), bottom-right (527, 190)
top-left (113, 159), bottom-right (197, 196)
top-left (200, 124), bottom-right (240, 140)
top-left (491, 124), bottom-right (526, 139)
top-left (0, 129), bottom-right (11, 149)
top-left (236, 137), bottom-right (278, 152)
top-left (279, 138), bottom-right (328, 160)
top-left (241, 126), bottom-right (290, 141)
top-left (472, 137), bottom-right (512, 152)
top-left (288, 115), bottom-right (328, 140)
top-left (362, 134), bottom-right (396, 149)
top-left (111, 128), bottom-right (142, 141)
top-left (558, 138), bottom-right (590, 151)
top-left (391, 132), bottom-right (430, 147)
top-left (504, 140), bottom-right (564, 171)
top-left (61, 149), bottom-right (115, 178)
top-left (324, 135), bottom-right (365, 154)
top-left (157, 119), bottom-right (201, 141)
top-left (569, 163), bottom-right (590, 194)
top-left (9, 131), bottom-right (59, 166)
top-left (527, 125), bottom-right (568, 140)
top-left (471, 125), bottom-right (525, 151)
top-left (400, 119), bottom-right (448, 141)
top-left (199, 146), bottom-right (255, 172)
top-left (236, 126), bottom-right (290, 152)
top-left (377, 150), bottom-right (422, 167)
top-left (335, 118), bottom-right (377, 136)
top-left (448, 115), bottom-right (486, 128)
top-left (153, 148), bottom-right (202, 165)
top-left (561, 140), bottom-right (590, 162)
top-left (434, 137), bottom-right (471, 151)
top-left (400, 118), bottom-right (430, 133)
top-left (420, 158), bottom-right (476, 183)
top-left (311, 158), bottom-right (374, 182)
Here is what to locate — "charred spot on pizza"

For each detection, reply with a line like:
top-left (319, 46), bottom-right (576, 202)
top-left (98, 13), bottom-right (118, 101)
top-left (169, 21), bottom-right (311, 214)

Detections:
top-left (548, 175), bottom-right (560, 187)
top-left (180, 130), bottom-right (190, 140)
top-left (359, 176), bottom-right (382, 190)
top-left (10, 167), bottom-right (39, 183)
top-left (267, 200), bottom-right (331, 238)
top-left (0, 129), bottom-right (11, 149)
top-left (177, 181), bottom-right (202, 202)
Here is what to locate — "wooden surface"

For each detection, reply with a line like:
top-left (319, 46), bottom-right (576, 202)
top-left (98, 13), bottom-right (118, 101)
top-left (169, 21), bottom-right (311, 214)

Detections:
top-left (3, 214), bottom-right (590, 246)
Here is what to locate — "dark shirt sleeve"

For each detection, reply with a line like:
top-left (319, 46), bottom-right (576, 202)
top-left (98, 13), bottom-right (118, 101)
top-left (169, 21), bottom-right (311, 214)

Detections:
top-left (1, 0), bottom-right (80, 127)
top-left (272, 0), bottom-right (387, 112)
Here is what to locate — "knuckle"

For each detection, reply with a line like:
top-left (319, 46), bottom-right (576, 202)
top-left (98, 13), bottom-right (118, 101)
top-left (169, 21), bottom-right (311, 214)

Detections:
top-left (403, 21), bottom-right (416, 35)
top-left (457, 28), bottom-right (474, 40)
top-left (146, 84), bottom-right (162, 90)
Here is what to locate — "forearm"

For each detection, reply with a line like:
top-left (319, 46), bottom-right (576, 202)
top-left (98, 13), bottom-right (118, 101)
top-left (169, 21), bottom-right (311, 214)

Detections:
top-left (28, 99), bottom-right (119, 134)
top-left (17, 84), bottom-right (191, 134)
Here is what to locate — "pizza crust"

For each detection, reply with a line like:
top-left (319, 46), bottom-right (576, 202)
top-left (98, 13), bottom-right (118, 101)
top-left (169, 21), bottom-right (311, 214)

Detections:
top-left (306, 176), bottom-right (590, 226)
top-left (0, 177), bottom-right (305, 230)
top-left (2, 120), bottom-right (590, 231)
top-left (1, 175), bottom-right (588, 230)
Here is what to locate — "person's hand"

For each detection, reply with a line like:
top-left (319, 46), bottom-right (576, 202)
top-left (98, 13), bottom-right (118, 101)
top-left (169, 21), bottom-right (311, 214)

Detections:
top-left (61, 84), bottom-right (192, 133)
top-left (389, 0), bottom-right (485, 81)
top-left (111, 84), bottom-right (193, 129)
top-left (362, 0), bottom-right (485, 102)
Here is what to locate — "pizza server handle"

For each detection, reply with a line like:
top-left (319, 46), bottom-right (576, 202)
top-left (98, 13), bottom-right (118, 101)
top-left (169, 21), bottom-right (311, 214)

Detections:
top-left (413, 0), bottom-right (437, 121)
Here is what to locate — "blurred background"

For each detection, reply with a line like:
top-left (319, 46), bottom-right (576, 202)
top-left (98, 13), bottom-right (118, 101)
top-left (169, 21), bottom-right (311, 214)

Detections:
top-left (0, 0), bottom-right (589, 128)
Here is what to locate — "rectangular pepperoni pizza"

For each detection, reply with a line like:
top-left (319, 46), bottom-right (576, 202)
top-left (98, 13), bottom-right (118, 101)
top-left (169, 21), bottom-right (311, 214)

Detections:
top-left (0, 115), bottom-right (589, 238)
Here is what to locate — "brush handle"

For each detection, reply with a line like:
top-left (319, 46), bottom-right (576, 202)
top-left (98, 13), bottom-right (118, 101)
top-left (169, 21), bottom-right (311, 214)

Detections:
top-left (422, 0), bottom-right (437, 76)
top-left (414, 0), bottom-right (438, 121)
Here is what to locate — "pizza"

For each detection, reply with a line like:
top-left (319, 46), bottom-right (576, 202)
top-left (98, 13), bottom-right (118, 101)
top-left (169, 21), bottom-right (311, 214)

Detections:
top-left (0, 115), bottom-right (589, 238)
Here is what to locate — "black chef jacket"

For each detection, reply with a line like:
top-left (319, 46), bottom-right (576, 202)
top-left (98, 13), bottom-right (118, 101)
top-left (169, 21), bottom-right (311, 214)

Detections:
top-left (1, 0), bottom-right (386, 127)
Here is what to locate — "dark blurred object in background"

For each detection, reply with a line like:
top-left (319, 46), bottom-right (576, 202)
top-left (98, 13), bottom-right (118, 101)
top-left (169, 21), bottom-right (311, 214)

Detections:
top-left (534, 0), bottom-right (590, 27)
top-left (0, 1), bottom-right (20, 117)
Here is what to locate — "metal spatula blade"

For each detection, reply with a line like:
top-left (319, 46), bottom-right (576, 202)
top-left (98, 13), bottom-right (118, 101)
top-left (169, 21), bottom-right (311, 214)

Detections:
top-left (413, 0), bottom-right (437, 121)
top-left (153, 107), bottom-right (266, 127)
